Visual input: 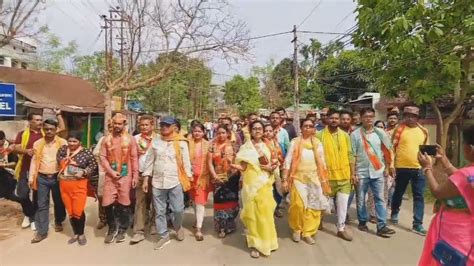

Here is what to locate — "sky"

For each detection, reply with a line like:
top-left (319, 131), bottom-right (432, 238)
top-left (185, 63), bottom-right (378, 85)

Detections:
top-left (37, 0), bottom-right (357, 84)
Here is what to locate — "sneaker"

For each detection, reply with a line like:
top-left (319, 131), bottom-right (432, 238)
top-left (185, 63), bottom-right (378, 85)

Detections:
top-left (302, 236), bottom-right (315, 245)
top-left (176, 227), bottom-right (185, 241)
top-left (358, 223), bottom-right (369, 232)
top-left (54, 223), bottom-right (63, 232)
top-left (130, 233), bottom-right (145, 244)
top-left (78, 235), bottom-right (87, 246)
top-left (115, 231), bottom-right (126, 243)
top-left (21, 216), bottom-right (31, 229)
top-left (104, 229), bottom-right (118, 244)
top-left (154, 236), bottom-right (171, 250)
top-left (412, 225), bottom-right (427, 236)
top-left (377, 226), bottom-right (395, 238)
top-left (30, 222), bottom-right (36, 231)
top-left (292, 232), bottom-right (301, 243)
top-left (337, 230), bottom-right (353, 241)
top-left (31, 233), bottom-right (47, 244)
top-left (390, 213), bottom-right (399, 224)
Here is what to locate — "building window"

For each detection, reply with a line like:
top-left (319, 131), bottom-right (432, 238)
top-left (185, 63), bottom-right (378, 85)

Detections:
top-left (0, 56), bottom-right (4, 65)
top-left (21, 62), bottom-right (28, 69)
top-left (11, 60), bottom-right (18, 68)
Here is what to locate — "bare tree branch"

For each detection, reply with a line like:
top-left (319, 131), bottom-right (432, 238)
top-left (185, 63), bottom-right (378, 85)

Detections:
top-left (0, 0), bottom-right (43, 47)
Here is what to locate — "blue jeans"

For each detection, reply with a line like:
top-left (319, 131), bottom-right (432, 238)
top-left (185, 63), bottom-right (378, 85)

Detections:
top-left (35, 175), bottom-right (66, 236)
top-left (152, 184), bottom-right (184, 238)
top-left (357, 177), bottom-right (387, 230)
top-left (391, 168), bottom-right (425, 226)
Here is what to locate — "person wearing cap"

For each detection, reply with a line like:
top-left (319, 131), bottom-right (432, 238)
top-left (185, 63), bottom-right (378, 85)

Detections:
top-left (130, 115), bottom-right (158, 244)
top-left (142, 116), bottom-right (193, 250)
top-left (100, 113), bottom-right (139, 244)
top-left (390, 105), bottom-right (429, 236)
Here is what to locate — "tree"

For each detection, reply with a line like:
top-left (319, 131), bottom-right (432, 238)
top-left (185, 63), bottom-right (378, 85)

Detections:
top-left (251, 59), bottom-right (283, 109)
top-left (354, 0), bottom-right (474, 147)
top-left (34, 31), bottom-right (78, 73)
top-left (0, 0), bottom-right (45, 47)
top-left (271, 58), bottom-right (294, 107)
top-left (100, 0), bottom-right (249, 127)
top-left (224, 75), bottom-right (262, 116)
top-left (72, 52), bottom-right (120, 92)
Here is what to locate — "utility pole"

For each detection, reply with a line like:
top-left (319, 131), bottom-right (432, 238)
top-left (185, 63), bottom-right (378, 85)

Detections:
top-left (291, 25), bottom-right (300, 134)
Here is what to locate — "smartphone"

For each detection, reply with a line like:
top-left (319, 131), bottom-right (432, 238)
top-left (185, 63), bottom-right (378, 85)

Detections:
top-left (419, 145), bottom-right (437, 156)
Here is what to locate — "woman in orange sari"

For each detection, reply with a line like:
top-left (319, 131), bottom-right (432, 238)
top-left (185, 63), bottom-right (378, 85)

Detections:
top-left (208, 125), bottom-right (240, 238)
top-left (188, 122), bottom-right (211, 241)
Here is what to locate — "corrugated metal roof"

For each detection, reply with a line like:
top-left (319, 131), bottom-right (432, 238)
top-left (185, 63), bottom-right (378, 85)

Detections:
top-left (0, 67), bottom-right (104, 113)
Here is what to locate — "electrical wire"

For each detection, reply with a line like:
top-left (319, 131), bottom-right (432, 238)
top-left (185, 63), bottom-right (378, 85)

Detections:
top-left (297, 0), bottom-right (322, 29)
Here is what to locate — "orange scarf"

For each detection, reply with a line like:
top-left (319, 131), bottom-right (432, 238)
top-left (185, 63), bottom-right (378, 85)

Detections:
top-left (188, 136), bottom-right (210, 190)
top-left (105, 133), bottom-right (132, 175)
top-left (163, 132), bottom-right (191, 192)
top-left (288, 137), bottom-right (331, 194)
top-left (360, 128), bottom-right (392, 171)
top-left (137, 132), bottom-right (155, 156)
top-left (392, 123), bottom-right (428, 152)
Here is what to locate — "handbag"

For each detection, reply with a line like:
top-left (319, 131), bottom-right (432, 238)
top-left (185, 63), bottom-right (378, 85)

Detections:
top-left (432, 210), bottom-right (472, 266)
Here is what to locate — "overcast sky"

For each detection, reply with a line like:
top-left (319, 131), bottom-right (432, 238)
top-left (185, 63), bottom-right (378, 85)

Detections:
top-left (38, 0), bottom-right (357, 84)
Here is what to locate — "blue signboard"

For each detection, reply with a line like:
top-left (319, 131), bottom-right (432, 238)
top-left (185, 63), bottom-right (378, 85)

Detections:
top-left (0, 83), bottom-right (16, 116)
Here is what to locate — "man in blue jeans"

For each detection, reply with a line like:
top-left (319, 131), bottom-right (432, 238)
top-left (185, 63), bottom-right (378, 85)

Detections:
top-left (28, 119), bottom-right (67, 243)
top-left (390, 105), bottom-right (429, 236)
top-left (142, 116), bottom-right (193, 250)
top-left (351, 107), bottom-right (395, 238)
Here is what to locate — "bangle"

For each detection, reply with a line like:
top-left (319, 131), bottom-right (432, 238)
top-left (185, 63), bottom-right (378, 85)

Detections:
top-left (423, 168), bottom-right (432, 175)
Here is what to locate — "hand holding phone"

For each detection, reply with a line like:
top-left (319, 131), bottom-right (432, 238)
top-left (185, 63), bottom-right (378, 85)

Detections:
top-left (419, 145), bottom-right (437, 156)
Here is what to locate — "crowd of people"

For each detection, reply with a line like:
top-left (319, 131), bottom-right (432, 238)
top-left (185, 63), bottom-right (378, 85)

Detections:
top-left (0, 105), bottom-right (472, 263)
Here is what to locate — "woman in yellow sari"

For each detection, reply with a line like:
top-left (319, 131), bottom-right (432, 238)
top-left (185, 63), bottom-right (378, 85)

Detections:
top-left (235, 121), bottom-right (279, 258)
top-left (282, 118), bottom-right (331, 245)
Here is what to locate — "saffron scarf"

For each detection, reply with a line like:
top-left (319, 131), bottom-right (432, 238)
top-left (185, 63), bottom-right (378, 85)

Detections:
top-left (360, 127), bottom-right (393, 171)
top-left (14, 128), bottom-right (44, 180)
top-left (162, 132), bottom-right (191, 192)
top-left (136, 133), bottom-right (156, 156)
top-left (188, 136), bottom-right (210, 190)
top-left (288, 137), bottom-right (331, 194)
top-left (104, 133), bottom-right (132, 175)
top-left (320, 128), bottom-right (351, 180)
top-left (31, 136), bottom-right (62, 190)
top-left (392, 123), bottom-right (428, 152)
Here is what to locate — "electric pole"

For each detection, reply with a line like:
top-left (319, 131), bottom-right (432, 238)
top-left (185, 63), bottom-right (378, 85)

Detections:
top-left (291, 25), bottom-right (300, 134)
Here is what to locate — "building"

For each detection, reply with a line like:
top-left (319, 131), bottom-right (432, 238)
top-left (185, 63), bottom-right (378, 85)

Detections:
top-left (0, 36), bottom-right (37, 69)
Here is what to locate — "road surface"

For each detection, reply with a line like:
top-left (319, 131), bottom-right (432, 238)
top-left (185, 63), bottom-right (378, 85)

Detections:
top-left (0, 197), bottom-right (431, 265)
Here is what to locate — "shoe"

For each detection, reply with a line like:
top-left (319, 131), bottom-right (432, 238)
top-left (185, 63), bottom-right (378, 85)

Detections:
top-left (274, 209), bottom-right (284, 218)
top-left (337, 230), bottom-right (353, 241)
top-left (96, 221), bottom-right (106, 230)
top-left (31, 233), bottom-right (47, 244)
top-left (104, 229), bottom-right (118, 244)
top-left (30, 222), bottom-right (36, 231)
top-left (292, 232), bottom-right (301, 243)
top-left (154, 236), bottom-right (171, 250)
top-left (358, 223), bottom-right (369, 232)
top-left (250, 248), bottom-right (260, 258)
top-left (130, 233), bottom-right (145, 244)
top-left (115, 231), bottom-right (126, 243)
top-left (68, 236), bottom-right (78, 244)
top-left (54, 223), bottom-right (63, 232)
top-left (369, 216), bottom-right (377, 224)
top-left (176, 227), bottom-right (185, 241)
top-left (377, 226), bottom-right (395, 238)
top-left (412, 225), bottom-right (427, 236)
top-left (195, 231), bottom-right (204, 242)
top-left (150, 225), bottom-right (157, 235)
top-left (78, 235), bottom-right (87, 246)
top-left (302, 236), bottom-right (315, 245)
top-left (390, 213), bottom-right (399, 224)
top-left (21, 216), bottom-right (31, 229)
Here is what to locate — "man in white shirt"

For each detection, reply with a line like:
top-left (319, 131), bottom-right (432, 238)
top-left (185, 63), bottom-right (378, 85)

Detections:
top-left (142, 116), bottom-right (193, 250)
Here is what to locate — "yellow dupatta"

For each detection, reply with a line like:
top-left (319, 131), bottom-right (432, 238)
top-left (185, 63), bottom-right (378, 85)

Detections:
top-left (320, 128), bottom-right (351, 180)
top-left (163, 132), bottom-right (191, 192)
top-left (14, 128), bottom-right (44, 180)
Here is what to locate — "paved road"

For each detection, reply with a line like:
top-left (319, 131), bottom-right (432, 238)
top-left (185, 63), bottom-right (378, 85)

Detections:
top-left (0, 198), bottom-right (431, 265)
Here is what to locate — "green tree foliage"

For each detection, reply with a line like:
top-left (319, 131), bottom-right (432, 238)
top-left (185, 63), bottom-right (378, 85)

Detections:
top-left (135, 53), bottom-right (212, 118)
top-left (224, 75), bottom-right (263, 115)
top-left (271, 58), bottom-right (294, 107)
top-left (251, 59), bottom-right (283, 109)
top-left (34, 31), bottom-right (78, 73)
top-left (72, 52), bottom-right (119, 92)
top-left (353, 0), bottom-right (474, 145)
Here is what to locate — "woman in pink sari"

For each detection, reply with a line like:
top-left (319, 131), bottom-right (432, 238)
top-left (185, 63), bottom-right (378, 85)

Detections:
top-left (418, 125), bottom-right (474, 265)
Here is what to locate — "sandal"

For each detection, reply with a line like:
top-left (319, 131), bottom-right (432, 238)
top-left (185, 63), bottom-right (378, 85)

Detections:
top-left (250, 248), bottom-right (260, 258)
top-left (68, 235), bottom-right (78, 244)
top-left (218, 230), bottom-right (226, 238)
top-left (195, 231), bottom-right (204, 241)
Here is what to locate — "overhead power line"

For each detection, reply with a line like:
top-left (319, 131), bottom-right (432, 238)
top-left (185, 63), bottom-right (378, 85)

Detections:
top-left (297, 0), bottom-right (323, 29)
